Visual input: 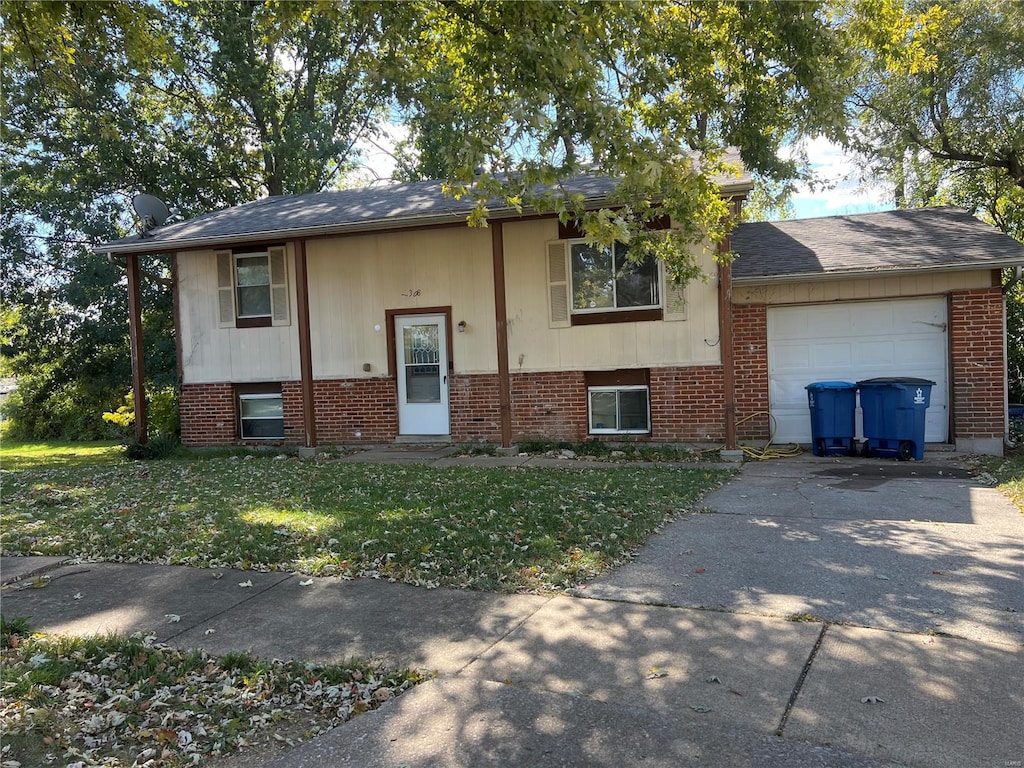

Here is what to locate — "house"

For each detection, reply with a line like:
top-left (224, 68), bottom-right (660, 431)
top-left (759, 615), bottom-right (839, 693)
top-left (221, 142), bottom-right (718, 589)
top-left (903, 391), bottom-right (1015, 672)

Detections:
top-left (97, 168), bottom-right (1024, 457)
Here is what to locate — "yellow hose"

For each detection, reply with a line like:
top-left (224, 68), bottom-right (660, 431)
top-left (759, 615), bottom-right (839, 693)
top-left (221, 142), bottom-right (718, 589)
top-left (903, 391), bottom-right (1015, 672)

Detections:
top-left (734, 411), bottom-right (803, 460)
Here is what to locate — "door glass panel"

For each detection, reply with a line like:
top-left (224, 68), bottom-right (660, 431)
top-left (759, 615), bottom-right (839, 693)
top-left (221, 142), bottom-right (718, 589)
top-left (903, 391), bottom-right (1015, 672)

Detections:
top-left (403, 325), bottom-right (441, 403)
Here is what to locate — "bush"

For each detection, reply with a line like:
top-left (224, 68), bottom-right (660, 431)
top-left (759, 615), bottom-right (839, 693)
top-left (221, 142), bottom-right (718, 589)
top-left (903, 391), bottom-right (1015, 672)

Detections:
top-left (124, 432), bottom-right (183, 460)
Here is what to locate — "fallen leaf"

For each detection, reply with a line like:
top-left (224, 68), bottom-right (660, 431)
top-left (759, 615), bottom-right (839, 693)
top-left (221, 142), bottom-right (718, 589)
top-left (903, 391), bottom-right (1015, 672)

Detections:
top-left (213, 572), bottom-right (224, 580)
top-left (165, 614), bottom-right (181, 623)
top-left (932, 570), bottom-right (947, 575)
top-left (204, 628), bottom-right (216, 635)
top-left (299, 578), bottom-right (314, 586)
top-left (690, 704), bottom-right (712, 713)
top-left (646, 666), bottom-right (669, 679)
top-left (73, 592), bottom-right (83, 600)
top-left (876, 575), bottom-right (890, 581)
top-left (694, 567), bottom-right (706, 574)
top-left (861, 696), bottom-right (885, 704)
top-left (706, 675), bottom-right (723, 684)
top-left (238, 580), bottom-right (253, 588)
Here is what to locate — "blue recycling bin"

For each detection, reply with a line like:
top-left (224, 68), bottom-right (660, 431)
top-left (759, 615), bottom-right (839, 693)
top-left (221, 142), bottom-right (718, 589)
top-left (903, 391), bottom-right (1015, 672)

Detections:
top-left (806, 381), bottom-right (857, 456)
top-left (857, 377), bottom-right (934, 461)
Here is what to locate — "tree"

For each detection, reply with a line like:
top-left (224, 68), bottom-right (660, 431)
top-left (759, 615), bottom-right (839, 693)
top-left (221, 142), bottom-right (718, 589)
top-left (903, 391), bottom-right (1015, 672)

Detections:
top-left (1, 0), bottom-right (391, 438)
top-left (371, 1), bottom-right (850, 281)
top-left (843, 0), bottom-right (1024, 397)
top-left (3, 0), bottom-right (853, 438)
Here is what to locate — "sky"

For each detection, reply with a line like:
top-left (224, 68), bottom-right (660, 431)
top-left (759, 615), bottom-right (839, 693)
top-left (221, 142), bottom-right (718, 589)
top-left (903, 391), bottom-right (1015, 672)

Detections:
top-left (785, 136), bottom-right (894, 220)
top-left (352, 127), bottom-right (895, 223)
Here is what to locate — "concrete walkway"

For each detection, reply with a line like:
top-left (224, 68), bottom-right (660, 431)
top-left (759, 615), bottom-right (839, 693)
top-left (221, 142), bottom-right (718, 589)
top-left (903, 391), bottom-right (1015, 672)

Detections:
top-left (2, 451), bottom-right (1021, 768)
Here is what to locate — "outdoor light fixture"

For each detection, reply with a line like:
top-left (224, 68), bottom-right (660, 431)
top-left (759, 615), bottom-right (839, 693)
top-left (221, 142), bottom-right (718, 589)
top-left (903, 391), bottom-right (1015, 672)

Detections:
top-left (457, 320), bottom-right (468, 333)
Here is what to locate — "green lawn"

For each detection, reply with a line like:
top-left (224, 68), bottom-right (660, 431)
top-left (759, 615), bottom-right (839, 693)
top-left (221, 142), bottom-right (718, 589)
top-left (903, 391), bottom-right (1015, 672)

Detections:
top-left (0, 439), bottom-right (123, 471)
top-left (0, 444), bottom-right (729, 592)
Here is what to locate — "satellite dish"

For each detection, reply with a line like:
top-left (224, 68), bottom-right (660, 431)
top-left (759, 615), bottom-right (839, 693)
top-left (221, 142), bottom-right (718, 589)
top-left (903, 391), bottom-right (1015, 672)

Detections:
top-left (132, 194), bottom-right (170, 234)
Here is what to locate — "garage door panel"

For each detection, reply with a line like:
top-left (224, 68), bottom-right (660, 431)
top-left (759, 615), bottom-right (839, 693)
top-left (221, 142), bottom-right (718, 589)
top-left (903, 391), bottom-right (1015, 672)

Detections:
top-left (772, 343), bottom-right (811, 371)
top-left (811, 342), bottom-right (854, 368)
top-left (768, 298), bottom-right (948, 445)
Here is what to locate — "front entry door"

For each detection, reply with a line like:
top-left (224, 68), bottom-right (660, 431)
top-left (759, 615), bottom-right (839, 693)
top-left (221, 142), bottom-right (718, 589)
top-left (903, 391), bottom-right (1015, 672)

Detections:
top-left (396, 314), bottom-right (450, 435)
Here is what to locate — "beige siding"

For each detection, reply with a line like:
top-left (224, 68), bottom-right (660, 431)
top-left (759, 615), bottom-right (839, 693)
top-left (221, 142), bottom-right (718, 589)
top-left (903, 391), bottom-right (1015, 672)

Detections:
top-left (502, 220), bottom-right (722, 371)
top-left (177, 220), bottom-right (727, 386)
top-left (733, 270), bottom-right (995, 306)
top-left (177, 249), bottom-right (300, 384)
top-left (307, 227), bottom-right (497, 377)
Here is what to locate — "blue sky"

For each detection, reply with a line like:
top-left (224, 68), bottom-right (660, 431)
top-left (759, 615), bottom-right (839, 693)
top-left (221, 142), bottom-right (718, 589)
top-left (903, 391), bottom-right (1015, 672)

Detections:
top-left (785, 136), bottom-right (894, 220)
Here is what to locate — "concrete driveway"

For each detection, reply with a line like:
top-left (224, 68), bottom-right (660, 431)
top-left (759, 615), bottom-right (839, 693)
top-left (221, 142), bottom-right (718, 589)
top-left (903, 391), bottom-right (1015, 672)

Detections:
top-left (584, 453), bottom-right (1024, 646)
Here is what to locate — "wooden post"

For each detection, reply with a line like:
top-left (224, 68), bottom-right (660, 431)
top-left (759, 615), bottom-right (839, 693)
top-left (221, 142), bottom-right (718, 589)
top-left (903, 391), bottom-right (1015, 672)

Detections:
top-left (126, 254), bottom-right (148, 445)
top-left (294, 239), bottom-right (317, 448)
top-left (491, 222), bottom-right (513, 447)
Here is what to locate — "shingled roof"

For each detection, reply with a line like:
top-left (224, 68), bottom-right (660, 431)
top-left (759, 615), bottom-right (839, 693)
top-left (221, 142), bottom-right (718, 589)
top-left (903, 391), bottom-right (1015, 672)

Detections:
top-left (730, 207), bottom-right (1024, 283)
top-left (97, 156), bottom-right (751, 256)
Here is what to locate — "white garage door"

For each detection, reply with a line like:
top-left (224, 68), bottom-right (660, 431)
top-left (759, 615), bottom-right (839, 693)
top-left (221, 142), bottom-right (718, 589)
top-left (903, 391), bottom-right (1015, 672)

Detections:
top-left (768, 297), bottom-right (949, 444)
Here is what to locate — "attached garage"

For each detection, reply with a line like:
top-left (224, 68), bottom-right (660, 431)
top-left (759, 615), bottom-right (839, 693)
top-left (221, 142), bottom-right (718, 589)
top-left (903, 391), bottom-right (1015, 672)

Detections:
top-left (730, 206), bottom-right (1024, 457)
top-left (767, 297), bottom-right (948, 444)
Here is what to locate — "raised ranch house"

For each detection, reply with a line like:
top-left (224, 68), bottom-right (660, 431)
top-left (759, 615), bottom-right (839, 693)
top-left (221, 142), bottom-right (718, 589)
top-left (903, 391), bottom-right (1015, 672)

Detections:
top-left (98, 168), bottom-right (1024, 457)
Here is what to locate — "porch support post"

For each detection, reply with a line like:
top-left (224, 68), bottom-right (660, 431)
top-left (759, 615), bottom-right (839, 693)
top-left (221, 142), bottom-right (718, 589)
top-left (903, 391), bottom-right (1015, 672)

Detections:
top-left (491, 222), bottom-right (513, 447)
top-left (126, 253), bottom-right (148, 445)
top-left (294, 238), bottom-right (317, 448)
top-left (718, 199), bottom-right (741, 452)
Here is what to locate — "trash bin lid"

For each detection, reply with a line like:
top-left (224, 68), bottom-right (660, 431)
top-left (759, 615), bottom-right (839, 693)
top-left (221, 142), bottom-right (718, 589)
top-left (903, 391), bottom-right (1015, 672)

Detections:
top-left (805, 380), bottom-right (857, 390)
top-left (857, 377), bottom-right (935, 387)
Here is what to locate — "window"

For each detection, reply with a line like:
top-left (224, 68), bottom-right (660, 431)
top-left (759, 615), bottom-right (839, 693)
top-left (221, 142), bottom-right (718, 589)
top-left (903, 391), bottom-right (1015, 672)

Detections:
top-left (588, 385), bottom-right (650, 434)
top-left (238, 392), bottom-right (284, 439)
top-left (235, 253), bottom-right (272, 318)
top-left (570, 241), bottom-right (659, 313)
top-left (216, 246), bottom-right (289, 328)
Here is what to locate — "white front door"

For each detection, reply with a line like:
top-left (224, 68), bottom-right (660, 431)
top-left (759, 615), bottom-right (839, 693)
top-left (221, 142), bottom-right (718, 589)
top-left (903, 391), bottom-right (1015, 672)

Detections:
top-left (396, 314), bottom-right (450, 436)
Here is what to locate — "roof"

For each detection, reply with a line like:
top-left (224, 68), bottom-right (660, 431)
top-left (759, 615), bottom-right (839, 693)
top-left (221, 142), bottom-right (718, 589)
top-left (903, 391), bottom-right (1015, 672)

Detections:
top-left (731, 206), bottom-right (1024, 283)
top-left (97, 158), bottom-right (752, 256)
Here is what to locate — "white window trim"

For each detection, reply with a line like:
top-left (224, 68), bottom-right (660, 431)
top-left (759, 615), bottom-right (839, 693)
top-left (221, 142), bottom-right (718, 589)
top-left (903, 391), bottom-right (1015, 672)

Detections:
top-left (239, 392), bottom-right (284, 440)
top-left (569, 240), bottom-right (663, 315)
top-left (587, 385), bottom-right (651, 435)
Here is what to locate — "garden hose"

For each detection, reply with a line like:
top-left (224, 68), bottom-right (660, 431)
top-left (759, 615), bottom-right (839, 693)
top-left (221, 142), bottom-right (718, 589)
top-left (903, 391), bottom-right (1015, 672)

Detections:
top-left (734, 411), bottom-right (803, 460)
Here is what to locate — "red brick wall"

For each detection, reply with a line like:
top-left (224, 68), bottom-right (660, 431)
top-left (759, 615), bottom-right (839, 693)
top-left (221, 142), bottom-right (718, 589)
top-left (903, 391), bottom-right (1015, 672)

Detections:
top-left (950, 288), bottom-right (1005, 439)
top-left (449, 374), bottom-right (503, 443)
top-left (312, 378), bottom-right (397, 444)
top-left (511, 371), bottom-right (588, 441)
top-left (650, 366), bottom-right (725, 442)
top-left (732, 304), bottom-right (771, 440)
top-left (180, 383), bottom-right (236, 446)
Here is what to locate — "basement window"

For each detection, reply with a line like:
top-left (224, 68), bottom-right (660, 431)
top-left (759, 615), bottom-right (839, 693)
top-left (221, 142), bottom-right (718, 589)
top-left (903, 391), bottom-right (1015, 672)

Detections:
top-left (238, 390), bottom-right (284, 439)
top-left (588, 385), bottom-right (650, 434)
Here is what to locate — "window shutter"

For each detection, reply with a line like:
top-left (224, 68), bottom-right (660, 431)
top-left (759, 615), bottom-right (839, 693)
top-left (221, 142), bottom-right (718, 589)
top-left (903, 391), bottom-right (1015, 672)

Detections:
top-left (268, 246), bottom-right (290, 326)
top-left (662, 263), bottom-right (687, 321)
top-left (216, 250), bottom-right (235, 327)
top-left (546, 240), bottom-right (570, 328)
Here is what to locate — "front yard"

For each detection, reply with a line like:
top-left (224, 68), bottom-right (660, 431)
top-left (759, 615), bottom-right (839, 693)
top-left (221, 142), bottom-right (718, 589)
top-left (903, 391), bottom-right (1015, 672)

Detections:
top-left (1, 445), bottom-right (728, 592)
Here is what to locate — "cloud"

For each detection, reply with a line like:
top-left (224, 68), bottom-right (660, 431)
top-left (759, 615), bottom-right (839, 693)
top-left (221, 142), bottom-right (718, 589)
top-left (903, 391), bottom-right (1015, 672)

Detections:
top-left (785, 137), bottom-right (894, 219)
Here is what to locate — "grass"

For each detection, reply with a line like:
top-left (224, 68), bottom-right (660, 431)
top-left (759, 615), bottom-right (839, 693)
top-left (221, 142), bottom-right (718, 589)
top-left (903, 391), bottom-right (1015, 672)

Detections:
top-left (0, 439), bottom-right (123, 472)
top-left (0, 443), bottom-right (730, 592)
top-left (977, 448), bottom-right (1024, 512)
top-left (0, 624), bottom-right (424, 768)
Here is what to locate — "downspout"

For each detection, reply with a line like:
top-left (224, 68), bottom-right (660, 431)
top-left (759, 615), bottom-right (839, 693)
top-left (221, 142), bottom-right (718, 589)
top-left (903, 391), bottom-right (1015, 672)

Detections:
top-left (491, 222), bottom-right (513, 447)
top-left (293, 239), bottom-right (317, 449)
top-left (126, 254), bottom-right (148, 445)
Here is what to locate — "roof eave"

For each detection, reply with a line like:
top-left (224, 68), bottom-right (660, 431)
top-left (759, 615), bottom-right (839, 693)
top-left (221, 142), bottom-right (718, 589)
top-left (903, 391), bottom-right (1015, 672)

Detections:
top-left (94, 178), bottom-right (753, 257)
top-left (732, 258), bottom-right (1024, 286)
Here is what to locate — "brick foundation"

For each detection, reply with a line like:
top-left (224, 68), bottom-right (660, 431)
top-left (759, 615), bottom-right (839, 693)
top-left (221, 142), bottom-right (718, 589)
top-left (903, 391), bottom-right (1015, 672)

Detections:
top-left (180, 383), bottom-right (237, 446)
top-left (312, 378), bottom-right (398, 444)
top-left (449, 374), bottom-right (503, 443)
top-left (511, 371), bottom-right (588, 442)
top-left (950, 288), bottom-right (1005, 441)
top-left (649, 366), bottom-right (725, 442)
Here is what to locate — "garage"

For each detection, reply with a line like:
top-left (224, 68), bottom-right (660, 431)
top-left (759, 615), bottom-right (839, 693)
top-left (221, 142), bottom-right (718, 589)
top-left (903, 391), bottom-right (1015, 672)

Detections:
top-left (767, 297), bottom-right (949, 445)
